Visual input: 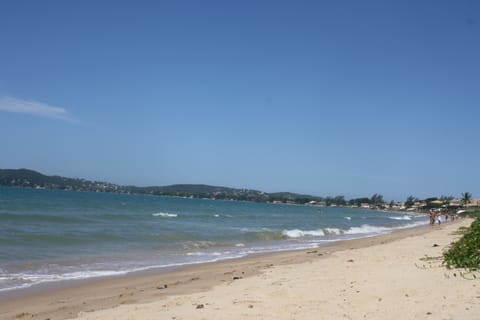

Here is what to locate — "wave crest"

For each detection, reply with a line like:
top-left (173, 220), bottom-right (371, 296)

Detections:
top-left (345, 224), bottom-right (390, 234)
top-left (388, 215), bottom-right (412, 221)
top-left (152, 212), bottom-right (178, 218)
top-left (282, 229), bottom-right (325, 238)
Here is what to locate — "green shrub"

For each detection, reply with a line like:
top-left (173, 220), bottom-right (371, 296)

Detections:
top-left (466, 209), bottom-right (480, 219)
top-left (443, 219), bottom-right (480, 270)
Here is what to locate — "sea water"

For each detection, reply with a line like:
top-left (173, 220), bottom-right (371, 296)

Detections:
top-left (0, 186), bottom-right (428, 293)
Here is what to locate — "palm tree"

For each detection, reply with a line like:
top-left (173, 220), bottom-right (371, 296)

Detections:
top-left (405, 195), bottom-right (416, 208)
top-left (370, 194), bottom-right (384, 206)
top-left (461, 192), bottom-right (472, 207)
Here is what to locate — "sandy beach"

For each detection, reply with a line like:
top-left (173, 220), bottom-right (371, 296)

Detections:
top-left (1, 218), bottom-right (478, 320)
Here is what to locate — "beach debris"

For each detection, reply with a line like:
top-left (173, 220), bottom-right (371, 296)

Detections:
top-left (157, 284), bottom-right (168, 289)
top-left (415, 262), bottom-right (443, 270)
top-left (233, 276), bottom-right (243, 280)
top-left (347, 259), bottom-right (354, 263)
top-left (307, 250), bottom-right (318, 254)
top-left (460, 271), bottom-right (479, 280)
top-left (248, 304), bottom-right (254, 308)
top-left (433, 244), bottom-right (439, 247)
top-left (416, 255), bottom-right (444, 269)
top-left (426, 312), bottom-right (432, 315)
top-left (420, 255), bottom-right (443, 261)
top-left (441, 270), bottom-right (479, 280)
top-left (196, 304), bottom-right (205, 309)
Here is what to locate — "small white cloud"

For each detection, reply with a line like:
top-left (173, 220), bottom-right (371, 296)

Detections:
top-left (0, 96), bottom-right (71, 121)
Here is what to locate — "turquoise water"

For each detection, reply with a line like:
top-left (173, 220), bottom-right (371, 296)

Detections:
top-left (0, 186), bottom-right (427, 292)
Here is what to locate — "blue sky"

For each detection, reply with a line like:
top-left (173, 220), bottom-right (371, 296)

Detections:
top-left (0, 0), bottom-right (479, 201)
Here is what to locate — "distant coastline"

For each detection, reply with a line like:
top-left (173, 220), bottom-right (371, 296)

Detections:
top-left (0, 168), bottom-right (473, 214)
top-left (0, 168), bottom-right (322, 204)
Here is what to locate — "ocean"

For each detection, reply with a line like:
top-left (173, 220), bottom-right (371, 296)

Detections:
top-left (0, 186), bottom-right (428, 293)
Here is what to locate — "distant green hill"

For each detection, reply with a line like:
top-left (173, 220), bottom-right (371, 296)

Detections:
top-left (0, 168), bottom-right (321, 204)
top-left (0, 168), bottom-right (119, 192)
top-left (0, 168), bottom-right (77, 187)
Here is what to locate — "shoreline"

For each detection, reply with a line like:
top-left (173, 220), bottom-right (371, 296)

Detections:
top-left (0, 208), bottom-right (429, 298)
top-left (1, 219), bottom-right (473, 320)
top-left (0, 217), bottom-right (429, 300)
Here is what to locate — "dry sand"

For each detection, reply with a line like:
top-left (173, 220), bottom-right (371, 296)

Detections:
top-left (1, 218), bottom-right (478, 320)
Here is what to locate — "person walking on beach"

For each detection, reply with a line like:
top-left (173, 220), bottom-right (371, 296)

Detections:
top-left (429, 209), bottom-right (435, 225)
top-left (436, 211), bottom-right (442, 225)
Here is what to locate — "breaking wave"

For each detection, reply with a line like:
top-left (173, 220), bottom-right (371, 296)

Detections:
top-left (388, 215), bottom-right (412, 221)
top-left (152, 212), bottom-right (178, 218)
top-left (282, 229), bottom-right (325, 238)
top-left (281, 221), bottom-right (427, 239)
top-left (345, 225), bottom-right (391, 234)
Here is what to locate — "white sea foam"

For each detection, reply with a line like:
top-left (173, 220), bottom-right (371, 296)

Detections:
top-left (345, 225), bottom-right (391, 235)
top-left (282, 229), bottom-right (325, 238)
top-left (344, 216), bottom-right (352, 220)
top-left (345, 220), bottom-right (428, 235)
top-left (152, 212), bottom-right (178, 218)
top-left (0, 270), bottom-right (130, 292)
top-left (324, 228), bottom-right (343, 235)
top-left (388, 215), bottom-right (412, 221)
top-left (0, 255), bottom-right (250, 293)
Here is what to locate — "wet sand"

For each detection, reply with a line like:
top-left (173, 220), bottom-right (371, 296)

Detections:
top-left (1, 218), bottom-right (478, 320)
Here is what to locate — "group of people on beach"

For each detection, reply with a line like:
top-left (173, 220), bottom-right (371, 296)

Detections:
top-left (429, 208), bottom-right (457, 225)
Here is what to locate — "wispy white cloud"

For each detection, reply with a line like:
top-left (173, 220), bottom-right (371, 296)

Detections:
top-left (0, 96), bottom-right (71, 121)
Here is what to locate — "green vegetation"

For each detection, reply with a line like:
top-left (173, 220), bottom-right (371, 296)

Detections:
top-left (0, 168), bottom-right (120, 192)
top-left (443, 216), bottom-right (480, 271)
top-left (0, 169), bottom-right (322, 204)
top-left (404, 195), bottom-right (418, 208)
top-left (370, 193), bottom-right (384, 206)
top-left (464, 208), bottom-right (480, 219)
top-left (462, 192), bottom-right (472, 207)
